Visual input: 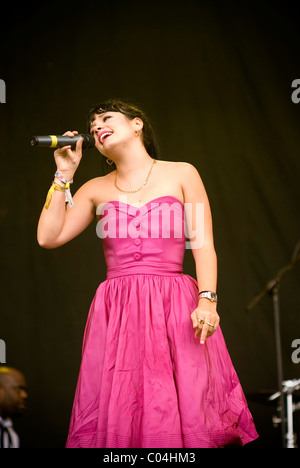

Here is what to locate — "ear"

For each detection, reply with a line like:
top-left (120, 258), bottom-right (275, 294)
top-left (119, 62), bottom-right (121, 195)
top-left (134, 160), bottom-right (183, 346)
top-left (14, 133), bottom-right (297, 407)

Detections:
top-left (133, 117), bottom-right (144, 132)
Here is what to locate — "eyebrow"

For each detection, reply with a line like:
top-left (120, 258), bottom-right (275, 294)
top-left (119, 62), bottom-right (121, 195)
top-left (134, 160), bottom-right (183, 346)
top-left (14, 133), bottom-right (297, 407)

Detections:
top-left (90, 112), bottom-right (110, 134)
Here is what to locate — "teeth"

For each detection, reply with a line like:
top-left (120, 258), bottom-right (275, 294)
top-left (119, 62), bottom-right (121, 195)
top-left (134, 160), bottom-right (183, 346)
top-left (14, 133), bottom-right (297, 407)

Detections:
top-left (100, 132), bottom-right (112, 143)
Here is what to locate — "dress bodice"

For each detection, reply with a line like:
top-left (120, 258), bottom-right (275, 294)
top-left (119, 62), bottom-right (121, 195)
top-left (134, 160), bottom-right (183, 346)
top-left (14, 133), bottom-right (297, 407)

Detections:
top-left (96, 196), bottom-right (186, 278)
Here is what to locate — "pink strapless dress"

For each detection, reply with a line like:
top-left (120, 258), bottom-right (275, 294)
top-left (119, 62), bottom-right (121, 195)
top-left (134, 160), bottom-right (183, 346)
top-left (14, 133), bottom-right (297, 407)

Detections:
top-left (66, 196), bottom-right (258, 448)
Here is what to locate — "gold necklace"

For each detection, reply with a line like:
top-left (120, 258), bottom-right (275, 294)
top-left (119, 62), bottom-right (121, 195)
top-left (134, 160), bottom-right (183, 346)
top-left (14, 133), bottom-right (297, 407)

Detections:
top-left (114, 159), bottom-right (156, 194)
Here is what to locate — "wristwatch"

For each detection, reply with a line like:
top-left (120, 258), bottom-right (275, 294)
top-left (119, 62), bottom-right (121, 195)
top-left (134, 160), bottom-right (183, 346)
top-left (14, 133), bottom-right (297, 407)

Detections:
top-left (198, 291), bottom-right (218, 303)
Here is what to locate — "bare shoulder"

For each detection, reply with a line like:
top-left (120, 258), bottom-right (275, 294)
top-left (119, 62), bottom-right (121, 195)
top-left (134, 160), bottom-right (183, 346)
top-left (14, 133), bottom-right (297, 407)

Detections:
top-left (73, 173), bottom-right (113, 204)
top-left (79, 172), bottom-right (113, 190)
top-left (157, 159), bottom-right (196, 171)
top-left (159, 160), bottom-right (209, 204)
top-left (157, 160), bottom-right (200, 180)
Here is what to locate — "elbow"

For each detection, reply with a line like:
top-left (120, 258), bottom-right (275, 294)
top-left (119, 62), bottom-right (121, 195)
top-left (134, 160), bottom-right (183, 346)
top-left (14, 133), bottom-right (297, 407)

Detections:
top-left (37, 224), bottom-right (59, 249)
top-left (37, 234), bottom-right (57, 249)
top-left (37, 238), bottom-right (52, 249)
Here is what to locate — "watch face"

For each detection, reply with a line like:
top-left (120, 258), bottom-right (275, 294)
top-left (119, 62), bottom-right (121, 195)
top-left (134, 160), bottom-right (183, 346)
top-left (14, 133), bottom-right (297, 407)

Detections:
top-left (198, 291), bottom-right (218, 302)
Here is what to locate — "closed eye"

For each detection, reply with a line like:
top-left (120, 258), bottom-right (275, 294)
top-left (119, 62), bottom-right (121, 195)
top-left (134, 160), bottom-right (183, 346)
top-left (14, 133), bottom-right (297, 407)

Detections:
top-left (90, 114), bottom-right (113, 134)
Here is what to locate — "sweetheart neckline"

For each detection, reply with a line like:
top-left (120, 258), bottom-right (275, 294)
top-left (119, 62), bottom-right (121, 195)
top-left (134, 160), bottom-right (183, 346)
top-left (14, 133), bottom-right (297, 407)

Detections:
top-left (103, 195), bottom-right (184, 208)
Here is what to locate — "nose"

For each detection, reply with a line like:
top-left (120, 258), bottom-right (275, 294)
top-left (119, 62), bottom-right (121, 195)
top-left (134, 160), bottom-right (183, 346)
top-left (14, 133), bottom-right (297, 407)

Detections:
top-left (94, 126), bottom-right (102, 135)
top-left (21, 388), bottom-right (28, 400)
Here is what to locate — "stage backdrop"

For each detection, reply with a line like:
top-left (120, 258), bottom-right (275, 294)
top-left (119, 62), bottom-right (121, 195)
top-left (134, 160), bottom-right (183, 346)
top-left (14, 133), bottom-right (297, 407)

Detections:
top-left (1, 0), bottom-right (299, 448)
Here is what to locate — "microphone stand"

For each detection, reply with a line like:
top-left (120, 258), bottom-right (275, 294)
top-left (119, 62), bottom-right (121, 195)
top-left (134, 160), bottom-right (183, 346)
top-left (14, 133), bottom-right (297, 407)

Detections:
top-left (246, 239), bottom-right (300, 448)
top-left (282, 379), bottom-right (300, 448)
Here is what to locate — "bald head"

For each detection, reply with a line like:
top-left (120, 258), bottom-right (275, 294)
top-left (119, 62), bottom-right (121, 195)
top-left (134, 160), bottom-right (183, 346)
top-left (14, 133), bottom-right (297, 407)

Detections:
top-left (0, 366), bottom-right (22, 379)
top-left (0, 367), bottom-right (28, 419)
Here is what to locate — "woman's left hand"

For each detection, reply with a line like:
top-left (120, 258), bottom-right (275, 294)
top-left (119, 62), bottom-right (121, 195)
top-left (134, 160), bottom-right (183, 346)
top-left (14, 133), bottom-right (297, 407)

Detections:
top-left (190, 306), bottom-right (220, 344)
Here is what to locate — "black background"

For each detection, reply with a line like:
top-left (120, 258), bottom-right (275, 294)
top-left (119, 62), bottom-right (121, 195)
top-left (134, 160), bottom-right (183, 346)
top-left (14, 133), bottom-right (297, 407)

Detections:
top-left (1, 0), bottom-right (299, 448)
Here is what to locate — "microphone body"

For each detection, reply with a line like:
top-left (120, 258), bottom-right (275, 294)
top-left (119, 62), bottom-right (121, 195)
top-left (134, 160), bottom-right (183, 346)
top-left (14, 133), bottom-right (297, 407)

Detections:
top-left (30, 134), bottom-right (95, 149)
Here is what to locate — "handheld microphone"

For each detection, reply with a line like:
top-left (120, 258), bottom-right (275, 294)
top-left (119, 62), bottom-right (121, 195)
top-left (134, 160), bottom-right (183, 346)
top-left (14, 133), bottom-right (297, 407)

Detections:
top-left (30, 134), bottom-right (95, 149)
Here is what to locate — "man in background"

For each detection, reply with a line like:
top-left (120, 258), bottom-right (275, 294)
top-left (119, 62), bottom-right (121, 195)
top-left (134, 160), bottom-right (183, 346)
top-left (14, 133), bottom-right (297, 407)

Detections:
top-left (0, 367), bottom-right (28, 448)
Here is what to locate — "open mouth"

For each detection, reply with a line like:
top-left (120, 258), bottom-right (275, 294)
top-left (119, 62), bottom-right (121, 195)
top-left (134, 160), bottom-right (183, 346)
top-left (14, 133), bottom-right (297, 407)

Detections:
top-left (98, 131), bottom-right (113, 144)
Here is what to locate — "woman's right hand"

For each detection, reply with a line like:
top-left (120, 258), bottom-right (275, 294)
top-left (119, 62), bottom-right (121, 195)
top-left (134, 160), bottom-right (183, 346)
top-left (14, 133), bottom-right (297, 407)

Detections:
top-left (54, 130), bottom-right (83, 181)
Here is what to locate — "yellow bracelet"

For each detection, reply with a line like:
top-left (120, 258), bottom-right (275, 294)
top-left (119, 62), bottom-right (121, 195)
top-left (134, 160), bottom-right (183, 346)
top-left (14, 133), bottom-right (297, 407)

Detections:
top-left (45, 182), bottom-right (68, 210)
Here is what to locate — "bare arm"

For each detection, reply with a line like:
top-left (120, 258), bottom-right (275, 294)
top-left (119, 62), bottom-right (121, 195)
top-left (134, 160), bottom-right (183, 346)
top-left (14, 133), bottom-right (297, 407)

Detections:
top-left (37, 131), bottom-right (96, 249)
top-left (181, 162), bottom-right (220, 344)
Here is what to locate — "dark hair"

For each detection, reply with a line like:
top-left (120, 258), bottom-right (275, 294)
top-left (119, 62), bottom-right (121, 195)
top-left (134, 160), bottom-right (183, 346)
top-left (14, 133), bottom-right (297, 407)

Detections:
top-left (87, 98), bottom-right (160, 159)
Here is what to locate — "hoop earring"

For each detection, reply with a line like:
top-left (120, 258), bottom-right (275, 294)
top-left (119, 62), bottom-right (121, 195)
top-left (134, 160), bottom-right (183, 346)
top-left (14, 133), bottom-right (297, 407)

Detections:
top-left (106, 159), bottom-right (114, 166)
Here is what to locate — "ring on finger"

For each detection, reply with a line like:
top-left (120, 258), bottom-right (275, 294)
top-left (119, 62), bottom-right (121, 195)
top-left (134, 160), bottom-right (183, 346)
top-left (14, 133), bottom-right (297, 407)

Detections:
top-left (198, 318), bottom-right (205, 325)
top-left (205, 322), bottom-right (214, 328)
